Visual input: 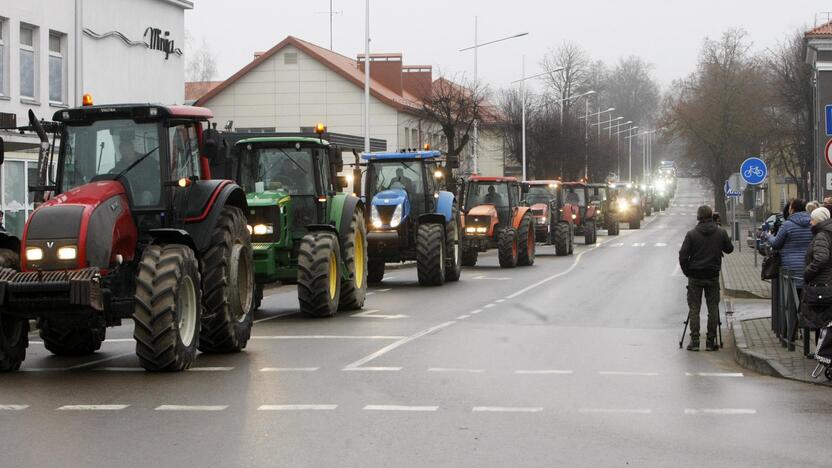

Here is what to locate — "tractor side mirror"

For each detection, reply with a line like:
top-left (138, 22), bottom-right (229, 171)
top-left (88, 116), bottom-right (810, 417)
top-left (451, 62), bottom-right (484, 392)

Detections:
top-left (330, 148), bottom-right (344, 173)
top-left (0, 137), bottom-right (4, 166)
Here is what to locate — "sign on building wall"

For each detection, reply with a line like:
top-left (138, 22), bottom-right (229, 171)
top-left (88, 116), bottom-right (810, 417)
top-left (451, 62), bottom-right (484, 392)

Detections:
top-left (83, 26), bottom-right (183, 60)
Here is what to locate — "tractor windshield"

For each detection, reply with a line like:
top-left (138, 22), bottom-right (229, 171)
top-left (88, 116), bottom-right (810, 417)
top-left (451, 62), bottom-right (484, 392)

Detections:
top-left (526, 186), bottom-right (557, 205)
top-left (239, 146), bottom-right (317, 196)
top-left (466, 182), bottom-right (509, 208)
top-left (562, 186), bottom-right (586, 207)
top-left (370, 161), bottom-right (425, 198)
top-left (62, 120), bottom-right (162, 207)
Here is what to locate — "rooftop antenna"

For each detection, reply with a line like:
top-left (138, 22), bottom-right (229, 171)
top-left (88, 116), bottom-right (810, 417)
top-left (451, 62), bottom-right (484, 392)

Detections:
top-left (816, 12), bottom-right (832, 27)
top-left (317, 0), bottom-right (343, 50)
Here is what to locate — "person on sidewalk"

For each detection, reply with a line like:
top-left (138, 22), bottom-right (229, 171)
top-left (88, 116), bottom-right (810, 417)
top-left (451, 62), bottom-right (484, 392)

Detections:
top-left (767, 199), bottom-right (813, 290)
top-left (807, 200), bottom-right (820, 214)
top-left (803, 207), bottom-right (832, 361)
top-left (679, 205), bottom-right (734, 351)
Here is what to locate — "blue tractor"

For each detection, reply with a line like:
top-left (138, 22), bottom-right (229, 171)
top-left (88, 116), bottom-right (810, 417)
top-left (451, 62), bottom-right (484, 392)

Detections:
top-left (362, 150), bottom-right (462, 286)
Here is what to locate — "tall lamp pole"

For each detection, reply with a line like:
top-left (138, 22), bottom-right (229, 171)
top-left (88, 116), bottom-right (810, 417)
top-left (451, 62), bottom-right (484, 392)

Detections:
top-left (511, 66), bottom-right (563, 180)
top-left (363, 0), bottom-right (370, 153)
top-left (460, 26), bottom-right (528, 174)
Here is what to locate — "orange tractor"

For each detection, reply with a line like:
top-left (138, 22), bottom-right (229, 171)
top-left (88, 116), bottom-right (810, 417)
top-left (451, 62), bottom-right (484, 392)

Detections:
top-left (460, 176), bottom-right (535, 268)
top-left (523, 180), bottom-right (576, 256)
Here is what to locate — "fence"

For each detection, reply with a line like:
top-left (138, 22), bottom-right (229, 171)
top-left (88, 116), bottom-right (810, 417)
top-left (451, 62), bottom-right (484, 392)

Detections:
top-left (771, 268), bottom-right (813, 355)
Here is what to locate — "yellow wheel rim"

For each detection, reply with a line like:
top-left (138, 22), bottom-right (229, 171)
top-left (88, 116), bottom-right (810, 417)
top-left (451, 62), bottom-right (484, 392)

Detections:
top-left (328, 251), bottom-right (337, 300)
top-left (354, 228), bottom-right (365, 289)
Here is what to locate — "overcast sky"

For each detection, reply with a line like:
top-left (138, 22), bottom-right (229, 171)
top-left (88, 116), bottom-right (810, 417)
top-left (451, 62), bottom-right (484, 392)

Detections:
top-left (186, 0), bottom-right (831, 92)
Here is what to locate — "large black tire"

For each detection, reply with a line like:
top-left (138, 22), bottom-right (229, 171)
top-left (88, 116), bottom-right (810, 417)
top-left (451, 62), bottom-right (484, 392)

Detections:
top-left (199, 206), bottom-right (254, 353)
top-left (298, 231), bottom-right (341, 317)
top-left (253, 284), bottom-right (264, 311)
top-left (517, 214), bottom-right (535, 266)
top-left (554, 222), bottom-right (571, 256)
top-left (608, 219), bottom-right (620, 236)
top-left (368, 259), bottom-right (385, 284)
top-left (339, 210), bottom-right (368, 310)
top-left (498, 227), bottom-right (519, 268)
top-left (461, 247), bottom-right (478, 267)
top-left (134, 244), bottom-right (201, 372)
top-left (584, 220), bottom-right (596, 245)
top-left (444, 202), bottom-right (463, 282)
top-left (630, 217), bottom-right (641, 229)
top-left (646, 205), bottom-right (653, 217)
top-left (0, 249), bottom-right (26, 372)
top-left (38, 320), bottom-right (104, 356)
top-left (416, 223), bottom-right (446, 286)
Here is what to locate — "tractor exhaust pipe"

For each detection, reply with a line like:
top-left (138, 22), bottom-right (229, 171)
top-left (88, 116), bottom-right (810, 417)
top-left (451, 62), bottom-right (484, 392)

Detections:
top-left (28, 110), bottom-right (51, 204)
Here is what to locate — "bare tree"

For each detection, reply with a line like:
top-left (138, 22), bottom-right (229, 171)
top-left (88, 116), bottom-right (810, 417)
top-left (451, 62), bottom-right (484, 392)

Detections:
top-left (605, 56), bottom-right (661, 127)
top-left (186, 36), bottom-right (217, 83)
top-left (416, 74), bottom-right (489, 173)
top-left (541, 42), bottom-right (590, 118)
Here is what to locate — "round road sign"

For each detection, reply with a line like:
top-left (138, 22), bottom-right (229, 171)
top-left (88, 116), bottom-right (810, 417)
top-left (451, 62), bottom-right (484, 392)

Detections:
top-left (740, 157), bottom-right (767, 185)
top-left (826, 139), bottom-right (832, 169)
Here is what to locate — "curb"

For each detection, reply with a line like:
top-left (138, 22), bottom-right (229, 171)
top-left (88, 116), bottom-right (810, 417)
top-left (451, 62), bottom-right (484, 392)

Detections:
top-left (730, 318), bottom-right (791, 378)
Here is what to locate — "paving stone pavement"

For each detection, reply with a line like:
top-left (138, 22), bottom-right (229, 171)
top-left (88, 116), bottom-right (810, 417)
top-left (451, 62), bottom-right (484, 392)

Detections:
top-left (721, 241), bottom-right (771, 299)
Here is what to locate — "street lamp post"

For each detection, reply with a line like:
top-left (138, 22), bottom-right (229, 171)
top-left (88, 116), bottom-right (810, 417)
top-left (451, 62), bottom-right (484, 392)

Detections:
top-left (460, 23), bottom-right (528, 174)
top-left (511, 66), bottom-right (563, 181)
top-left (363, 0), bottom-right (370, 153)
top-left (583, 107), bottom-right (615, 141)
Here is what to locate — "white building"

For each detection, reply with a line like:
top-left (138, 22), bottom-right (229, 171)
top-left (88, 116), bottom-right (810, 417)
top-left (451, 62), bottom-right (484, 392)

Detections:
top-left (0, 0), bottom-right (191, 235)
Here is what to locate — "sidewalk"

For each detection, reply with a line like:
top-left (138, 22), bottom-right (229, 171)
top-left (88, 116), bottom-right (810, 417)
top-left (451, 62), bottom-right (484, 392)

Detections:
top-left (728, 298), bottom-right (830, 386)
top-left (721, 241), bottom-right (770, 299)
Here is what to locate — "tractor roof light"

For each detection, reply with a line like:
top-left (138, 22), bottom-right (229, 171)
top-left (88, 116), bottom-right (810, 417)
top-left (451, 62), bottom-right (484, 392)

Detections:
top-left (315, 123), bottom-right (327, 134)
top-left (423, 143), bottom-right (431, 151)
top-left (82, 93), bottom-right (94, 106)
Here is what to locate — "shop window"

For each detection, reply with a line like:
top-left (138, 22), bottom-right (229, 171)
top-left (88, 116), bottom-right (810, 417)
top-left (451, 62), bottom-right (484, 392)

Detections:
top-left (48, 32), bottom-right (65, 104)
top-left (20, 24), bottom-right (38, 100)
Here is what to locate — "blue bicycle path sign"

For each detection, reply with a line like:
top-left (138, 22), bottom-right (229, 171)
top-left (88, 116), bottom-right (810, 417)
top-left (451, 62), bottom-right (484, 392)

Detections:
top-left (740, 157), bottom-right (767, 185)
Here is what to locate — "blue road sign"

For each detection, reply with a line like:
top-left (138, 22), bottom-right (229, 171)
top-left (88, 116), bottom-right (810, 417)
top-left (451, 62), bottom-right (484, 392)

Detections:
top-left (740, 157), bottom-right (767, 185)
top-left (827, 105), bottom-right (832, 136)
top-left (723, 181), bottom-right (741, 197)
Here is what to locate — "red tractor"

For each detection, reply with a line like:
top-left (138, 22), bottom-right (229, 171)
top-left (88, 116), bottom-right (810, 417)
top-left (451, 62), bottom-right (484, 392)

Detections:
top-left (0, 102), bottom-right (254, 372)
top-left (561, 181), bottom-right (598, 244)
top-left (460, 176), bottom-right (535, 268)
top-left (523, 180), bottom-right (575, 256)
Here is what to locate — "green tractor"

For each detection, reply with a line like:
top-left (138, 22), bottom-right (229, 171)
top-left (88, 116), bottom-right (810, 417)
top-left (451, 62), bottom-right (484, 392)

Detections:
top-left (229, 133), bottom-right (367, 317)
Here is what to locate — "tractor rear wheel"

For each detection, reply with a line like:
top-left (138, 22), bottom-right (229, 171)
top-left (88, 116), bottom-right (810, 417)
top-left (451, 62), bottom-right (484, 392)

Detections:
top-left (554, 222), bottom-right (571, 256)
top-left (517, 214), bottom-right (535, 266)
top-left (461, 248), bottom-right (478, 267)
top-left (0, 249), bottom-right (26, 372)
top-left (368, 259), bottom-right (385, 284)
top-left (584, 220), bottom-right (596, 245)
top-left (199, 206), bottom-right (254, 353)
top-left (416, 223), bottom-right (446, 286)
top-left (630, 217), bottom-right (641, 229)
top-left (498, 227), bottom-right (519, 268)
top-left (339, 210), bottom-right (368, 310)
top-left (444, 202), bottom-right (462, 282)
top-left (134, 244), bottom-right (201, 371)
top-left (38, 320), bottom-right (104, 356)
top-left (298, 231), bottom-right (342, 317)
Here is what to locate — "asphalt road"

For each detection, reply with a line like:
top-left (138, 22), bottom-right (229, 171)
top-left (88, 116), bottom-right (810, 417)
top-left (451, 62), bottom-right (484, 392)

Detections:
top-left (1, 178), bottom-right (829, 467)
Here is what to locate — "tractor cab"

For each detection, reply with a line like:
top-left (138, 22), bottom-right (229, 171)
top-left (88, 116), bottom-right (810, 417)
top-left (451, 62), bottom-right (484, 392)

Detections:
top-left (587, 183), bottom-right (620, 235)
top-left (463, 177), bottom-right (521, 228)
top-left (523, 180), bottom-right (576, 255)
top-left (560, 181), bottom-right (598, 244)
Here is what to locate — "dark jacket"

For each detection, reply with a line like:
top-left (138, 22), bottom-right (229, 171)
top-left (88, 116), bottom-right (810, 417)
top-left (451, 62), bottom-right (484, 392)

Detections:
top-left (679, 220), bottom-right (734, 279)
top-left (768, 211), bottom-right (813, 287)
top-left (804, 219), bottom-right (832, 286)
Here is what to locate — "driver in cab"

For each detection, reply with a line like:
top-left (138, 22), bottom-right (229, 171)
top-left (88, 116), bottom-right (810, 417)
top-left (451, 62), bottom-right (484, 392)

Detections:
top-left (112, 136), bottom-right (160, 206)
top-left (388, 168), bottom-right (415, 194)
top-left (484, 185), bottom-right (503, 205)
top-left (273, 158), bottom-right (312, 194)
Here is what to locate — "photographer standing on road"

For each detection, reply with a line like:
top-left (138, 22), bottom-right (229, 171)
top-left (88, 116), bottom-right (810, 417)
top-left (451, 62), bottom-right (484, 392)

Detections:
top-left (679, 205), bottom-right (734, 351)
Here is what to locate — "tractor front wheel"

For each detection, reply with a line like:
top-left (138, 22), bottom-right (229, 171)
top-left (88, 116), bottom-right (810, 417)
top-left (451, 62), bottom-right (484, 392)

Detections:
top-left (416, 223), bottom-right (446, 286)
top-left (630, 217), bottom-right (641, 230)
top-left (368, 259), bottom-right (385, 284)
top-left (444, 202), bottom-right (463, 282)
top-left (339, 210), bottom-right (368, 310)
top-left (554, 222), bottom-right (571, 256)
top-left (498, 227), bottom-right (519, 268)
top-left (298, 231), bottom-right (342, 317)
top-left (199, 206), bottom-right (254, 353)
top-left (38, 320), bottom-right (104, 356)
top-left (585, 220), bottom-right (596, 245)
top-left (517, 215), bottom-right (535, 266)
top-left (0, 249), bottom-right (26, 372)
top-left (461, 247), bottom-right (478, 267)
top-left (253, 284), bottom-right (264, 311)
top-left (608, 219), bottom-right (620, 236)
top-left (134, 244), bottom-right (201, 371)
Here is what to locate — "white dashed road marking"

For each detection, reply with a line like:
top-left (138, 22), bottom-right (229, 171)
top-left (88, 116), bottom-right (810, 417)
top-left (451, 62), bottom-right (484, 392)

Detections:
top-left (94, 367), bottom-right (144, 372)
top-left (599, 371), bottom-right (659, 376)
top-left (655, 243), bottom-right (667, 247)
top-left (472, 406), bottom-right (543, 413)
top-left (685, 372), bottom-right (744, 377)
top-left (515, 370), bottom-right (574, 375)
top-left (258, 405), bottom-right (338, 411)
top-left (58, 405), bottom-right (129, 411)
top-left (363, 405), bottom-right (438, 412)
top-left (470, 309), bottom-right (483, 314)
top-left (188, 367), bottom-right (234, 372)
top-left (351, 309), bottom-right (408, 319)
top-left (343, 367), bottom-right (402, 372)
top-left (343, 321), bottom-right (456, 371)
top-left (684, 408), bottom-right (756, 415)
top-left (252, 335), bottom-right (404, 340)
top-left (456, 315), bottom-right (470, 320)
top-left (155, 405), bottom-right (228, 411)
top-left (483, 304), bottom-right (496, 309)
top-left (0, 405), bottom-right (29, 411)
top-left (260, 367), bottom-right (320, 372)
top-left (579, 408), bottom-right (652, 414)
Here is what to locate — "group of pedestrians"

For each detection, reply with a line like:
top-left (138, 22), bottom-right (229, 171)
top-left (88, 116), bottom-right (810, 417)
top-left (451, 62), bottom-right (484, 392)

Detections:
top-left (762, 198), bottom-right (832, 367)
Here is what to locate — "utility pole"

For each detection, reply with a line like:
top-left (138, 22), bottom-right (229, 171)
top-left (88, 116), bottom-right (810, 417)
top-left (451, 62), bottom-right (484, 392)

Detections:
top-left (363, 0), bottom-right (370, 153)
top-left (473, 16), bottom-right (478, 174)
top-left (317, 1), bottom-right (343, 50)
top-left (521, 55), bottom-right (526, 180)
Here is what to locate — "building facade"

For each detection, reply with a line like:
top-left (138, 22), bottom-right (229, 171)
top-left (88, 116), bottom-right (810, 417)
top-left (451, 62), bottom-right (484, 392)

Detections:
top-left (0, 0), bottom-right (191, 235)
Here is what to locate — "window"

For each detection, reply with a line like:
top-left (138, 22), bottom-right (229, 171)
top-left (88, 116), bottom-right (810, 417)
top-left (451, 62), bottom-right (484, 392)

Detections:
top-left (284, 52), bottom-right (297, 65)
top-left (48, 32), bottom-right (64, 104)
top-left (20, 24), bottom-right (37, 100)
top-left (168, 125), bottom-right (198, 180)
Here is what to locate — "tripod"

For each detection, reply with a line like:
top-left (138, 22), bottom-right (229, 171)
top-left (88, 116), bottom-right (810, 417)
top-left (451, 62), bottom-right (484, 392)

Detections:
top-left (679, 314), bottom-right (723, 349)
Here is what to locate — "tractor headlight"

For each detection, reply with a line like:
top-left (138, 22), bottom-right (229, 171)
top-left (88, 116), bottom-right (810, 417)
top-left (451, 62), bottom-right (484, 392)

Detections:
top-left (371, 205), bottom-right (383, 229)
top-left (57, 246), bottom-right (77, 261)
top-left (617, 199), bottom-right (629, 211)
top-left (632, 197), bottom-right (639, 204)
top-left (536, 216), bottom-right (547, 225)
top-left (26, 247), bottom-right (44, 261)
top-left (252, 224), bottom-right (274, 236)
top-left (389, 204), bottom-right (403, 228)
top-left (571, 214), bottom-right (577, 220)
